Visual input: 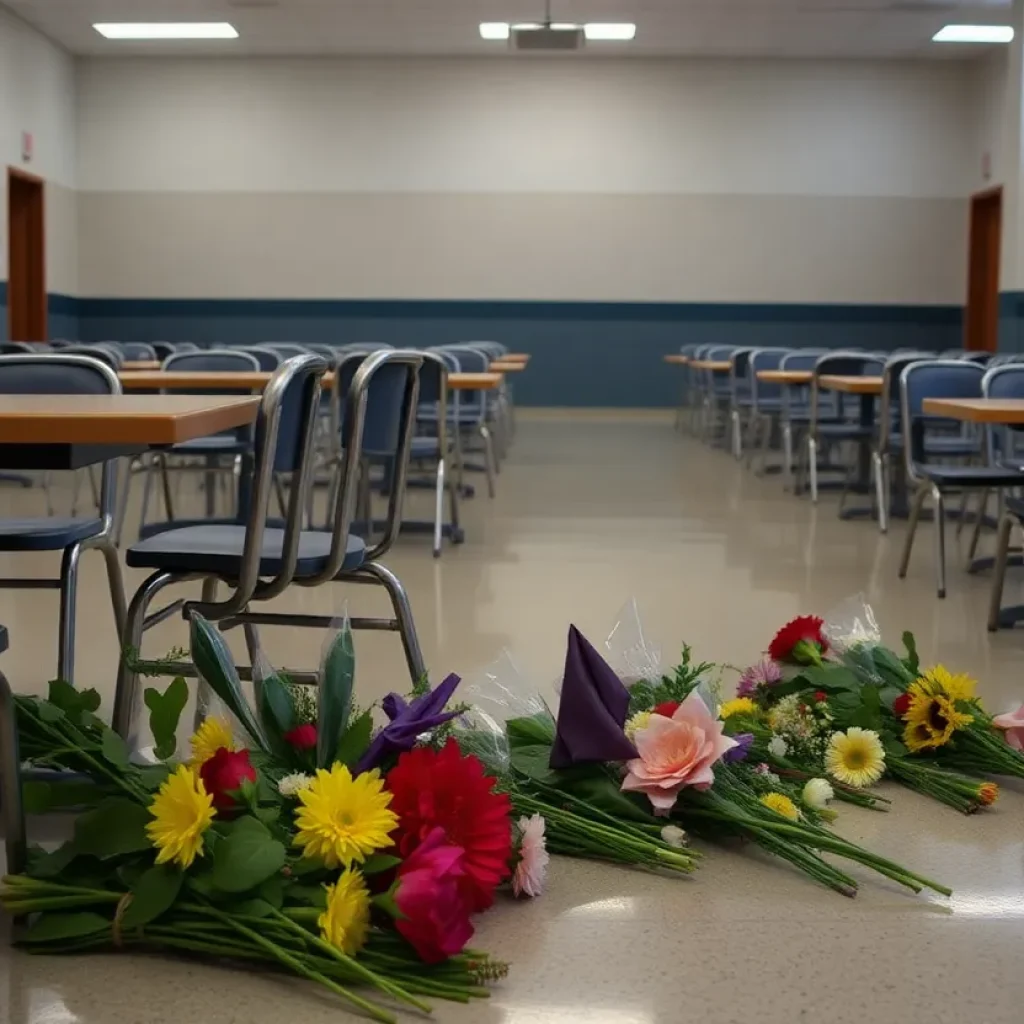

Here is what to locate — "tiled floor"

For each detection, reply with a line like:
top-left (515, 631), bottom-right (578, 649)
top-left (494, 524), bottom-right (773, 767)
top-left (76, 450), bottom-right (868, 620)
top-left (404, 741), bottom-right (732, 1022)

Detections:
top-left (1, 412), bottom-right (1023, 1023)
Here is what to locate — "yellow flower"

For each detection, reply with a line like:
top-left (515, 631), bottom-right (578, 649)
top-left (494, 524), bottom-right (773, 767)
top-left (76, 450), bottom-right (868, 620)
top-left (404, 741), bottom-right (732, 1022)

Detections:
top-left (624, 711), bottom-right (652, 740)
top-left (825, 727), bottom-right (885, 788)
top-left (912, 665), bottom-right (977, 704)
top-left (190, 716), bottom-right (237, 767)
top-left (903, 693), bottom-right (973, 752)
top-left (146, 765), bottom-right (216, 869)
top-left (294, 764), bottom-right (398, 869)
top-left (318, 870), bottom-right (371, 955)
top-left (719, 697), bottom-right (757, 721)
top-left (760, 792), bottom-right (801, 821)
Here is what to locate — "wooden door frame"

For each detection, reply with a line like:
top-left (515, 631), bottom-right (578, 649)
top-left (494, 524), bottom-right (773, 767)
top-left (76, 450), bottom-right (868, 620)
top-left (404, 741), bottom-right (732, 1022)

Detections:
top-left (7, 166), bottom-right (47, 342)
top-left (964, 185), bottom-right (1002, 352)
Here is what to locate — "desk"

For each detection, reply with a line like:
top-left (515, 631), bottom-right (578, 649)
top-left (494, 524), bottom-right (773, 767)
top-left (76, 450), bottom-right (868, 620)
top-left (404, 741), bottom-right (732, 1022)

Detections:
top-left (122, 360), bottom-right (162, 371)
top-left (119, 370), bottom-right (501, 392)
top-left (489, 362), bottom-right (525, 373)
top-left (923, 398), bottom-right (1024, 423)
top-left (0, 395), bottom-right (260, 469)
top-left (691, 360), bottom-right (731, 372)
top-left (756, 370), bottom-right (810, 385)
top-left (664, 354), bottom-right (690, 366)
top-left (819, 375), bottom-right (883, 395)
top-left (501, 353), bottom-right (530, 363)
top-left (449, 372), bottom-right (503, 390)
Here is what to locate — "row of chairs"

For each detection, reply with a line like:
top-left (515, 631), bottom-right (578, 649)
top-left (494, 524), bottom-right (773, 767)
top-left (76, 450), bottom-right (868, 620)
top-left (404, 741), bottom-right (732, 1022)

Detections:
top-left (675, 342), bottom-right (1024, 617)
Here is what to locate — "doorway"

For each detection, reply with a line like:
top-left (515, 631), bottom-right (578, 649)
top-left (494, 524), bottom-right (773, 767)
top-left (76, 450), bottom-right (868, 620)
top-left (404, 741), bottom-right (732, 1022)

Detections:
top-left (7, 168), bottom-right (46, 342)
top-left (964, 186), bottom-right (1002, 352)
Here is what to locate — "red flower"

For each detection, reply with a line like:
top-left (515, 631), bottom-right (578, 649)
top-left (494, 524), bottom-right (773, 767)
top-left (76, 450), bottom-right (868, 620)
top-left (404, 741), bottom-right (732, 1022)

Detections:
top-left (814, 691), bottom-right (828, 704)
top-left (284, 723), bottom-right (317, 750)
top-left (198, 747), bottom-right (257, 809)
top-left (768, 615), bottom-right (829, 665)
top-left (653, 701), bottom-right (680, 718)
top-left (394, 826), bottom-right (474, 963)
top-left (385, 739), bottom-right (511, 913)
top-left (892, 693), bottom-right (912, 719)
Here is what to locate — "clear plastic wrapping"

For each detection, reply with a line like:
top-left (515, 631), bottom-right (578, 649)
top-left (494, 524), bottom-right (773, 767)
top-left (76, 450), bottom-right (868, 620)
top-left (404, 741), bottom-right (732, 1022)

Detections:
top-left (604, 598), bottom-right (662, 686)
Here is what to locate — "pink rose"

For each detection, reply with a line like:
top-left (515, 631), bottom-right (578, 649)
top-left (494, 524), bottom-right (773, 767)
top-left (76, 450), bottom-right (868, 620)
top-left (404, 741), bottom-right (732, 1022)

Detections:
top-left (620, 691), bottom-right (738, 814)
top-left (395, 826), bottom-right (474, 964)
top-left (992, 703), bottom-right (1024, 752)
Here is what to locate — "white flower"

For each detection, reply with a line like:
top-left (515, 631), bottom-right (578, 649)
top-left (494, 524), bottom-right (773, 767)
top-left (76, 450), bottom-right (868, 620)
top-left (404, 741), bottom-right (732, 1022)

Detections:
top-left (660, 825), bottom-right (688, 848)
top-left (512, 814), bottom-right (549, 898)
top-left (277, 772), bottom-right (313, 797)
top-left (803, 777), bottom-right (835, 810)
top-left (767, 735), bottom-right (789, 758)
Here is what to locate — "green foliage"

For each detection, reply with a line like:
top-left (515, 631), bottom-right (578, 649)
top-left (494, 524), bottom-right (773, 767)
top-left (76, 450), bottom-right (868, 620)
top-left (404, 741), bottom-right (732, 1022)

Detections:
top-left (288, 883), bottom-right (328, 908)
top-left (47, 679), bottom-right (101, 718)
top-left (143, 677), bottom-right (189, 760)
top-left (23, 912), bottom-right (111, 943)
top-left (22, 779), bottom-right (103, 814)
top-left (100, 728), bottom-right (131, 769)
top-left (509, 744), bottom-right (556, 784)
top-left (628, 644), bottom-right (718, 715)
top-left (317, 624), bottom-right (355, 768)
top-left (73, 799), bottom-right (152, 859)
top-left (360, 853), bottom-right (402, 875)
top-left (26, 842), bottom-right (77, 879)
top-left (210, 816), bottom-right (287, 894)
top-left (506, 713), bottom-right (556, 748)
top-left (257, 670), bottom-right (297, 754)
top-left (334, 709), bottom-right (373, 769)
top-left (901, 631), bottom-right (920, 676)
top-left (121, 645), bottom-right (190, 678)
top-left (120, 864), bottom-right (183, 929)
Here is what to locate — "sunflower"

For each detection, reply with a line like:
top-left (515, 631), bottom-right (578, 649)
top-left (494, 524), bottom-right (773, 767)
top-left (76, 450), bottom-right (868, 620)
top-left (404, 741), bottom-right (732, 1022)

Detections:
top-left (719, 697), bottom-right (758, 721)
top-left (318, 870), bottom-right (371, 955)
top-left (903, 692), bottom-right (973, 752)
top-left (189, 716), bottom-right (237, 767)
top-left (294, 764), bottom-right (397, 869)
top-left (146, 765), bottom-right (217, 869)
top-left (825, 728), bottom-right (885, 788)
top-left (912, 665), bottom-right (977, 703)
top-left (760, 792), bottom-right (801, 821)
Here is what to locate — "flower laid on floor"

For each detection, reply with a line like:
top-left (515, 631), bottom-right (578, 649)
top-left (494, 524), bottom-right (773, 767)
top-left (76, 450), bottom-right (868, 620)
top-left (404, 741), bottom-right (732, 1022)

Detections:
top-left (825, 728), bottom-right (886, 788)
top-left (5, 615), bottom-right (522, 1021)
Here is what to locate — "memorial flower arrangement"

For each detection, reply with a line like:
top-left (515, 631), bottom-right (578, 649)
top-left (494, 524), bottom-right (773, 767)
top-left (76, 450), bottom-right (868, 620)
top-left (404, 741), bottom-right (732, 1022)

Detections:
top-left (732, 600), bottom-right (1022, 814)
top-left (457, 624), bottom-right (949, 899)
top-left (3, 615), bottom-right (522, 1022)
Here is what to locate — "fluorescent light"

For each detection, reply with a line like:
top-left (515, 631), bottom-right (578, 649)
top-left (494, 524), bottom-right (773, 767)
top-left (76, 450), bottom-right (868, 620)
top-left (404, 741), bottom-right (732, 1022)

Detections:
top-left (584, 22), bottom-right (636, 40)
top-left (479, 22), bottom-right (510, 40)
top-left (933, 24), bottom-right (1013, 43)
top-left (93, 22), bottom-right (239, 40)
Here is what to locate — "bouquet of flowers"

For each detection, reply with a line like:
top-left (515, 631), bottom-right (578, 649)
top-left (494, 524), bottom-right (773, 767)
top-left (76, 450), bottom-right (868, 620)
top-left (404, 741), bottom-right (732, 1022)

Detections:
top-left (5, 614), bottom-right (523, 1022)
top-left (457, 614), bottom-right (949, 899)
top-left (729, 598), bottom-right (1023, 814)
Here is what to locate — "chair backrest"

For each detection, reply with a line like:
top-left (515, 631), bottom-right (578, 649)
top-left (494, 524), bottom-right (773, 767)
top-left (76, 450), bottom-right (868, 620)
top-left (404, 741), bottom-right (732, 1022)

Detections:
top-left (809, 352), bottom-right (885, 431)
top-left (175, 342), bottom-right (199, 352)
top-left (62, 344), bottom-right (123, 370)
top-left (982, 363), bottom-right (1024, 461)
top-left (962, 351), bottom-right (995, 364)
top-left (414, 351), bottom-right (452, 453)
top-left (266, 343), bottom-right (310, 360)
top-left (0, 342), bottom-right (35, 354)
top-left (48, 339), bottom-right (74, 349)
top-left (899, 360), bottom-right (984, 479)
top-left (876, 352), bottom-right (935, 451)
top-left (0, 355), bottom-right (121, 525)
top-left (747, 348), bottom-right (790, 406)
top-left (163, 349), bottom-right (260, 376)
top-left (152, 342), bottom-right (177, 361)
top-left (185, 355), bottom-right (328, 617)
top-left (307, 344), bottom-right (337, 360)
top-left (122, 342), bottom-right (156, 361)
top-left (241, 346), bottom-right (283, 371)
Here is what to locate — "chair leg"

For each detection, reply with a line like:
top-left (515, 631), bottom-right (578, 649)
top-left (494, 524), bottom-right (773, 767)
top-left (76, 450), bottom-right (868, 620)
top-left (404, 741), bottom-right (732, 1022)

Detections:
top-left (159, 454), bottom-right (176, 522)
top-left (808, 436), bottom-right (819, 503)
top-left (94, 536), bottom-right (128, 642)
top-left (479, 425), bottom-right (497, 499)
top-left (955, 489), bottom-right (972, 538)
top-left (57, 542), bottom-right (84, 684)
top-left (932, 483), bottom-right (947, 599)
top-left (782, 423), bottom-right (794, 490)
top-left (0, 667), bottom-right (26, 874)
top-left (360, 561), bottom-right (426, 683)
top-left (273, 474), bottom-right (289, 519)
top-left (966, 488), bottom-right (990, 566)
top-left (448, 455), bottom-right (461, 536)
top-left (988, 510), bottom-right (1015, 631)
top-left (113, 457), bottom-right (135, 546)
top-left (872, 452), bottom-right (888, 533)
top-left (194, 578), bottom-right (219, 730)
top-left (433, 458), bottom-right (445, 558)
top-left (139, 456), bottom-right (155, 536)
top-left (731, 409), bottom-right (742, 459)
top-left (898, 481), bottom-right (930, 580)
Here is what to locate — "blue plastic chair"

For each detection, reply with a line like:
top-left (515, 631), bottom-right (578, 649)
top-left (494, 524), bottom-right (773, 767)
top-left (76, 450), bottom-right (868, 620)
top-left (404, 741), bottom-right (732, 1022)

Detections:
top-left (0, 343), bottom-right (34, 354)
top-left (743, 348), bottom-right (790, 472)
top-left (0, 356), bottom-right (126, 683)
top-left (777, 349), bottom-right (829, 487)
top-left (122, 342), bottom-right (156, 361)
top-left (698, 345), bottom-right (738, 445)
top-left (898, 361), bottom-right (1024, 597)
top-left (0, 621), bottom-right (25, 873)
top-left (241, 346), bottom-right (283, 371)
top-left (266, 343), bottom-right (310, 360)
top-left (62, 344), bottom-right (123, 371)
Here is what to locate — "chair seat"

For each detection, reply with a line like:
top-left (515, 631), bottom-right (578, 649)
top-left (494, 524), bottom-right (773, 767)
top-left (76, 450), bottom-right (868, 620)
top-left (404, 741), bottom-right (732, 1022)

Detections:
top-left (127, 524), bottom-right (366, 577)
top-left (923, 466), bottom-right (1024, 488)
top-left (0, 518), bottom-right (104, 552)
top-left (410, 437), bottom-right (443, 459)
top-left (890, 434), bottom-right (978, 457)
top-left (1004, 496), bottom-right (1024, 520)
top-left (171, 436), bottom-right (250, 454)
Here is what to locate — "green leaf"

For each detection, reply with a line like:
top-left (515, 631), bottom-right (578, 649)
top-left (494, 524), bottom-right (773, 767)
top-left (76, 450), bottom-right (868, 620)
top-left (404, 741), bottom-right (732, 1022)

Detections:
top-left (901, 631), bottom-right (920, 675)
top-left (120, 864), bottom-right (183, 929)
top-left (144, 677), bottom-right (189, 761)
top-left (883, 736), bottom-right (909, 758)
top-left (371, 890), bottom-right (401, 920)
top-left (257, 670), bottom-right (296, 748)
top-left (232, 897), bottom-right (275, 918)
top-left (257, 874), bottom-right (286, 908)
top-left (37, 701), bottom-right (65, 723)
top-left (100, 728), bottom-right (130, 769)
top-left (360, 853), bottom-right (401, 876)
top-left (26, 841), bottom-right (78, 879)
top-left (317, 623), bottom-right (355, 768)
top-left (561, 771), bottom-right (660, 825)
top-left (288, 883), bottom-right (327, 908)
top-left (73, 798), bottom-right (152, 859)
top-left (510, 744), bottom-right (557, 784)
top-left (210, 816), bottom-right (286, 894)
top-left (506, 713), bottom-right (556, 748)
top-left (23, 912), bottom-right (111, 943)
top-left (189, 614), bottom-right (266, 749)
top-left (47, 679), bottom-right (86, 716)
top-left (22, 780), bottom-right (103, 814)
top-left (136, 765), bottom-right (170, 792)
top-left (334, 709), bottom-right (373, 769)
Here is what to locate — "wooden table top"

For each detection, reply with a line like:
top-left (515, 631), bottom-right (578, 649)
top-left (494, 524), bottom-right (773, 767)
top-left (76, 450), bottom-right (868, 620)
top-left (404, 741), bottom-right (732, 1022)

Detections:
top-left (818, 375), bottom-right (883, 395)
top-left (691, 360), bottom-right (731, 372)
top-left (757, 370), bottom-right (811, 385)
top-left (501, 353), bottom-right (530, 362)
top-left (119, 369), bottom-right (501, 392)
top-left (450, 372), bottom-right (503, 390)
top-left (0, 395), bottom-right (260, 445)
top-left (664, 354), bottom-right (690, 365)
top-left (122, 360), bottom-right (162, 371)
top-left (489, 361), bottom-right (525, 373)
top-left (922, 398), bottom-right (1024, 423)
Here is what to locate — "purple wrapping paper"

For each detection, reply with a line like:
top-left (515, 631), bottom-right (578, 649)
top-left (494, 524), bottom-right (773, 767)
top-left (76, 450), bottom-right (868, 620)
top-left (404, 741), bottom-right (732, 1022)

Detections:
top-left (549, 625), bottom-right (639, 769)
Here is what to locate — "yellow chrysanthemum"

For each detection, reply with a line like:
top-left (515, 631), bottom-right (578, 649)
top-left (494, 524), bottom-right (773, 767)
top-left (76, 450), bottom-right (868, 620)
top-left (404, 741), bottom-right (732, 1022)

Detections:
top-left (719, 697), bottom-right (758, 721)
top-left (911, 665), bottom-right (977, 704)
top-left (825, 727), bottom-right (886, 788)
top-left (189, 716), bottom-right (237, 767)
top-left (145, 764), bottom-right (216, 869)
top-left (624, 711), bottom-right (652, 741)
top-left (294, 764), bottom-right (397, 869)
top-left (318, 870), bottom-right (371, 955)
top-left (760, 792), bottom-right (801, 821)
top-left (903, 693), bottom-right (973, 752)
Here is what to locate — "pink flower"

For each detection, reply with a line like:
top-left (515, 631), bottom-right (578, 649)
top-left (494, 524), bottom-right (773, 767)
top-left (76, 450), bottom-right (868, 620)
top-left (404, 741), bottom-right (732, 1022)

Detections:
top-left (512, 814), bottom-right (549, 898)
top-left (992, 704), bottom-right (1024, 752)
top-left (737, 658), bottom-right (782, 697)
top-left (620, 691), bottom-right (738, 814)
top-left (394, 826), bottom-right (474, 964)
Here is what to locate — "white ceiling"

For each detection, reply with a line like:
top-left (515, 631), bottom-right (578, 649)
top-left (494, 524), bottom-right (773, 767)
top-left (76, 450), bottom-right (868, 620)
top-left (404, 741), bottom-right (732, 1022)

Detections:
top-left (3, 0), bottom-right (1014, 58)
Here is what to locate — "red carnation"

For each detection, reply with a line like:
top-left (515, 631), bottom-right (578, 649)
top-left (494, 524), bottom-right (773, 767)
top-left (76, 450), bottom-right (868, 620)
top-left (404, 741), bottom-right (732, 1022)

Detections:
top-left (284, 723), bottom-right (317, 750)
top-left (768, 615), bottom-right (829, 666)
top-left (892, 693), bottom-right (912, 719)
top-left (198, 747), bottom-right (257, 809)
top-left (385, 739), bottom-right (512, 913)
top-left (653, 701), bottom-right (680, 718)
top-left (814, 691), bottom-right (828, 704)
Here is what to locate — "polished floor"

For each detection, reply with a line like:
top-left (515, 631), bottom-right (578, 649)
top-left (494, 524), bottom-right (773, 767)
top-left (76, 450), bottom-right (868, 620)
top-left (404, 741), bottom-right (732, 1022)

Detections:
top-left (1, 412), bottom-right (1023, 1023)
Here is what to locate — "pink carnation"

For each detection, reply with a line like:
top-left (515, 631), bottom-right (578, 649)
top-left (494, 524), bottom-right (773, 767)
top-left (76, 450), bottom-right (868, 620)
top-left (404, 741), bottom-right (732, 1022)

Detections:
top-left (737, 658), bottom-right (782, 697)
top-left (620, 691), bottom-right (738, 814)
top-left (512, 814), bottom-right (549, 898)
top-left (992, 703), bottom-right (1024, 752)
